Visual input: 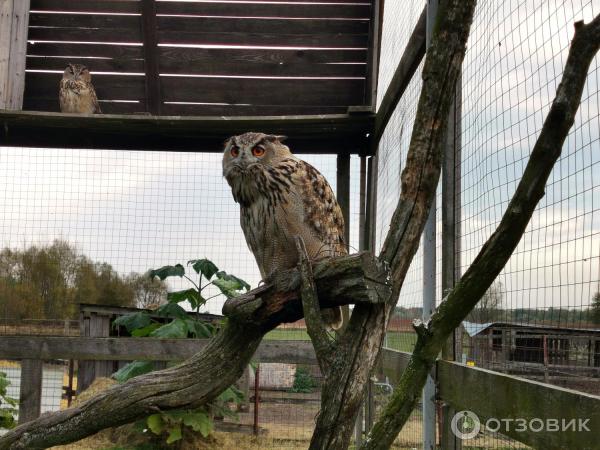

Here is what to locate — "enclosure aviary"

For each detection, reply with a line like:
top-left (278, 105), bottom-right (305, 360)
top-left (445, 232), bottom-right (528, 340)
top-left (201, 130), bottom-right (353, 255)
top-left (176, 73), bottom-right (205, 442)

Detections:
top-left (1, 1), bottom-right (599, 449)
top-left (222, 132), bottom-right (346, 329)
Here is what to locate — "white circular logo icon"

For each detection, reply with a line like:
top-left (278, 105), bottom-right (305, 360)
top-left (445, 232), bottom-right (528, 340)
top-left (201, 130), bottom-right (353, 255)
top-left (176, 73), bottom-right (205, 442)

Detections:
top-left (451, 410), bottom-right (481, 440)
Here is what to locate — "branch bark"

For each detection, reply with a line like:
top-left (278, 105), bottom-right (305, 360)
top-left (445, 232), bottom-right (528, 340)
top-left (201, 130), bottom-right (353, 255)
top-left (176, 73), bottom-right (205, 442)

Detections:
top-left (362, 13), bottom-right (600, 450)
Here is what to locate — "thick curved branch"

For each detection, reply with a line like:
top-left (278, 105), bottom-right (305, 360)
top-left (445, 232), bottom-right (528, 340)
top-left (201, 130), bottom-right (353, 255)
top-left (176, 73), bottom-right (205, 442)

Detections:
top-left (0, 253), bottom-right (389, 450)
top-left (0, 321), bottom-right (263, 450)
top-left (363, 13), bottom-right (600, 450)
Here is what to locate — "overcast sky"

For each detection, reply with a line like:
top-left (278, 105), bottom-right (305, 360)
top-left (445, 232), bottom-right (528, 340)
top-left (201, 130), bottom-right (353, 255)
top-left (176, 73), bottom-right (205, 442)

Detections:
top-left (1, 0), bottom-right (599, 317)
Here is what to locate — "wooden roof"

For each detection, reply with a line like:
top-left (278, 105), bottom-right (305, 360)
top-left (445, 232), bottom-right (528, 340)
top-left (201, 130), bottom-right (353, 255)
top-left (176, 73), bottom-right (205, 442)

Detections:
top-left (24, 0), bottom-right (376, 116)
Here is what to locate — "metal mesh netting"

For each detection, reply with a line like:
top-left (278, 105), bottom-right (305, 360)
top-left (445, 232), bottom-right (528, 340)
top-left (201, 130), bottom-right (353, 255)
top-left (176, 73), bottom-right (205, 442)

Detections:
top-left (373, 0), bottom-right (599, 448)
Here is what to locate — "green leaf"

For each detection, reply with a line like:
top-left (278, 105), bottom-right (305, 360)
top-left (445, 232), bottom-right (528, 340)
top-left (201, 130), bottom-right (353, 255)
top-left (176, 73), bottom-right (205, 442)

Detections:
top-left (112, 361), bottom-right (154, 382)
top-left (146, 414), bottom-right (164, 435)
top-left (167, 288), bottom-right (201, 308)
top-left (212, 276), bottom-right (248, 299)
top-left (215, 271), bottom-right (251, 291)
top-left (148, 264), bottom-right (185, 281)
top-left (130, 322), bottom-right (161, 337)
top-left (188, 259), bottom-right (219, 280)
top-left (166, 424), bottom-right (183, 444)
top-left (218, 386), bottom-right (243, 404)
top-left (182, 411), bottom-right (213, 437)
top-left (113, 312), bottom-right (151, 333)
top-left (155, 302), bottom-right (188, 319)
top-left (149, 319), bottom-right (188, 338)
top-left (185, 319), bottom-right (214, 338)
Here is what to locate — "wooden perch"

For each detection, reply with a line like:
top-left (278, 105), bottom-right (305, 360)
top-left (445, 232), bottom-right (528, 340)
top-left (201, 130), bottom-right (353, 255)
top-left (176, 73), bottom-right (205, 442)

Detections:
top-left (223, 251), bottom-right (390, 329)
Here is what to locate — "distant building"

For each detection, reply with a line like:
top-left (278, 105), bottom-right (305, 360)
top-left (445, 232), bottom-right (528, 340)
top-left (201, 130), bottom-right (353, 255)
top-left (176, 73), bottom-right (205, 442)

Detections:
top-left (463, 321), bottom-right (600, 393)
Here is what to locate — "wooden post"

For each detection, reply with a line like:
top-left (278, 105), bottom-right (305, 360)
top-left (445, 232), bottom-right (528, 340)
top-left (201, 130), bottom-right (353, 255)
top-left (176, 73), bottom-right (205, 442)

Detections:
top-left (337, 153), bottom-right (352, 328)
top-left (0, 0), bottom-right (30, 110)
top-left (141, 0), bottom-right (161, 115)
top-left (253, 364), bottom-right (260, 436)
top-left (18, 359), bottom-right (42, 424)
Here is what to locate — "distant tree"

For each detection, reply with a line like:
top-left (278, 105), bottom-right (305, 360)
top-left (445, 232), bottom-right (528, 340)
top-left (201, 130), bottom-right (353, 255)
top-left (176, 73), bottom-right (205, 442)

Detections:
top-left (0, 240), bottom-right (137, 319)
top-left (466, 282), bottom-right (503, 323)
top-left (126, 272), bottom-right (167, 309)
top-left (592, 292), bottom-right (600, 325)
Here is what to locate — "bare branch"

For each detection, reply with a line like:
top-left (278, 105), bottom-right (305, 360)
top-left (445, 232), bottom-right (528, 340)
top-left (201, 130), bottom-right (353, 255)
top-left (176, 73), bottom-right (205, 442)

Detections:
top-left (295, 236), bottom-right (335, 372)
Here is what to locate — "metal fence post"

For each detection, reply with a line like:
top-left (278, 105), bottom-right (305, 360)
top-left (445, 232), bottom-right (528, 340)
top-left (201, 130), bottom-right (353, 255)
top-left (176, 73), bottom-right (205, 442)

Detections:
top-left (423, 1), bottom-right (439, 448)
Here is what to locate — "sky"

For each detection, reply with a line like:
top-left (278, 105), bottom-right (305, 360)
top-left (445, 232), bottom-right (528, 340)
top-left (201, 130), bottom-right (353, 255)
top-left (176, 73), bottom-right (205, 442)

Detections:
top-left (1, 0), bottom-right (599, 318)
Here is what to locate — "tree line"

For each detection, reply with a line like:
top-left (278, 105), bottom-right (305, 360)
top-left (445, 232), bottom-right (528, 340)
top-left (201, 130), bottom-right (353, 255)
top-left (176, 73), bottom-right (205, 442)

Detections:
top-left (0, 240), bottom-right (166, 319)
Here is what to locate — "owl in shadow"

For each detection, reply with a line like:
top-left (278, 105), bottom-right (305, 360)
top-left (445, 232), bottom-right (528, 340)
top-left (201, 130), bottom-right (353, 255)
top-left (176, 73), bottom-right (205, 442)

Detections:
top-left (59, 64), bottom-right (101, 114)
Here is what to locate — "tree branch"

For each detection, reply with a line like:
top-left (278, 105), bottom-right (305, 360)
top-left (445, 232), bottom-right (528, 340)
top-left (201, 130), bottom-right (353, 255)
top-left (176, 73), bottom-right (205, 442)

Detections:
top-left (0, 253), bottom-right (389, 449)
top-left (363, 13), bottom-right (600, 450)
top-left (295, 236), bottom-right (335, 373)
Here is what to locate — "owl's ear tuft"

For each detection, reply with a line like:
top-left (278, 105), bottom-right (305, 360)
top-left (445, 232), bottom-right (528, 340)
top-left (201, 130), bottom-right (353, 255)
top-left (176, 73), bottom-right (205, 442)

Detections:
top-left (264, 134), bottom-right (287, 143)
top-left (223, 137), bottom-right (233, 148)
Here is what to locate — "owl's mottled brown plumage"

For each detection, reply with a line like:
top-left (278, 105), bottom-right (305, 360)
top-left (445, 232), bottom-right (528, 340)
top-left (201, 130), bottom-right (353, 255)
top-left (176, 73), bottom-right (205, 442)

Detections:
top-left (222, 132), bottom-right (346, 328)
top-left (59, 64), bottom-right (101, 114)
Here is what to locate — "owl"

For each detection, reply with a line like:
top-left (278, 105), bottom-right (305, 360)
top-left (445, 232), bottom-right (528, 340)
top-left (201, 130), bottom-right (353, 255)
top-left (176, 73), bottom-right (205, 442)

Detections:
top-left (222, 132), bottom-right (347, 329)
top-left (59, 64), bottom-right (102, 114)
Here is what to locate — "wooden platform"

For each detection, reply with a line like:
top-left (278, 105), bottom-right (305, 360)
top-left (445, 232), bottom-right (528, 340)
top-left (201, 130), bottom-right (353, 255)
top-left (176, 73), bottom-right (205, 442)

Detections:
top-left (0, 109), bottom-right (375, 154)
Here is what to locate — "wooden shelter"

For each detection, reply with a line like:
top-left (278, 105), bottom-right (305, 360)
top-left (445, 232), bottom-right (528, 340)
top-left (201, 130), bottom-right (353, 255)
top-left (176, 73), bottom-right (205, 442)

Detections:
top-left (0, 0), bottom-right (405, 155)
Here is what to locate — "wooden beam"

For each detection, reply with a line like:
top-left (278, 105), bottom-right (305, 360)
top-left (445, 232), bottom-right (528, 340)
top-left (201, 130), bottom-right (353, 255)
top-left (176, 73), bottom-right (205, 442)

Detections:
top-left (0, 110), bottom-right (374, 154)
top-left (437, 360), bottom-right (600, 450)
top-left (0, 0), bottom-right (30, 110)
top-left (141, 0), bottom-right (161, 115)
top-left (370, 6), bottom-right (426, 150)
top-left (0, 336), bottom-right (317, 364)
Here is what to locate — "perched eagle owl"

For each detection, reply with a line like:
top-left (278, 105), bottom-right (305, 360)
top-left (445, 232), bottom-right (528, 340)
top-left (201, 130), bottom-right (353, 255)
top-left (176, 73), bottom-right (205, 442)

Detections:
top-left (222, 132), bottom-right (346, 329)
top-left (59, 64), bottom-right (101, 114)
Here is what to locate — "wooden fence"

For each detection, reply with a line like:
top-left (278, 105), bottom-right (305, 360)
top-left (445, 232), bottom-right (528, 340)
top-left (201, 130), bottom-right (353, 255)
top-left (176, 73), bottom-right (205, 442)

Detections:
top-left (1, 335), bottom-right (598, 449)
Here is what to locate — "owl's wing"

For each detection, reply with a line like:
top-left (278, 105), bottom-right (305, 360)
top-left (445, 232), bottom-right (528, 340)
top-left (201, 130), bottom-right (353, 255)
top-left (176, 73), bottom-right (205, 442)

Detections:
top-left (89, 85), bottom-right (102, 114)
top-left (290, 160), bottom-right (347, 258)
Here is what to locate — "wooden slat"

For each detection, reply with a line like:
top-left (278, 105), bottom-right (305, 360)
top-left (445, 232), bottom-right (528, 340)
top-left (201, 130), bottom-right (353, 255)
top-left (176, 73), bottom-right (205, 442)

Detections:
top-left (30, 0), bottom-right (141, 13)
top-left (159, 47), bottom-right (366, 77)
top-left (157, 16), bottom-right (369, 35)
top-left (26, 55), bottom-right (144, 73)
top-left (160, 31), bottom-right (367, 48)
top-left (438, 360), bottom-right (600, 450)
top-left (160, 76), bottom-right (365, 106)
top-left (381, 348), bottom-right (412, 384)
top-left (0, 109), bottom-right (374, 153)
top-left (29, 12), bottom-right (141, 29)
top-left (156, 2), bottom-right (370, 19)
top-left (160, 103), bottom-right (348, 116)
top-left (28, 26), bottom-right (142, 43)
top-left (24, 97), bottom-right (146, 114)
top-left (0, 336), bottom-right (318, 365)
top-left (27, 42), bottom-right (143, 59)
top-left (24, 72), bottom-right (145, 100)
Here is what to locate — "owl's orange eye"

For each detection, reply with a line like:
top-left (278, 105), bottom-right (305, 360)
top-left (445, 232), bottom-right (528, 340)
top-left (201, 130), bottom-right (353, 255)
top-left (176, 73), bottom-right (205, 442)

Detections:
top-left (252, 146), bottom-right (265, 157)
top-left (230, 146), bottom-right (240, 157)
